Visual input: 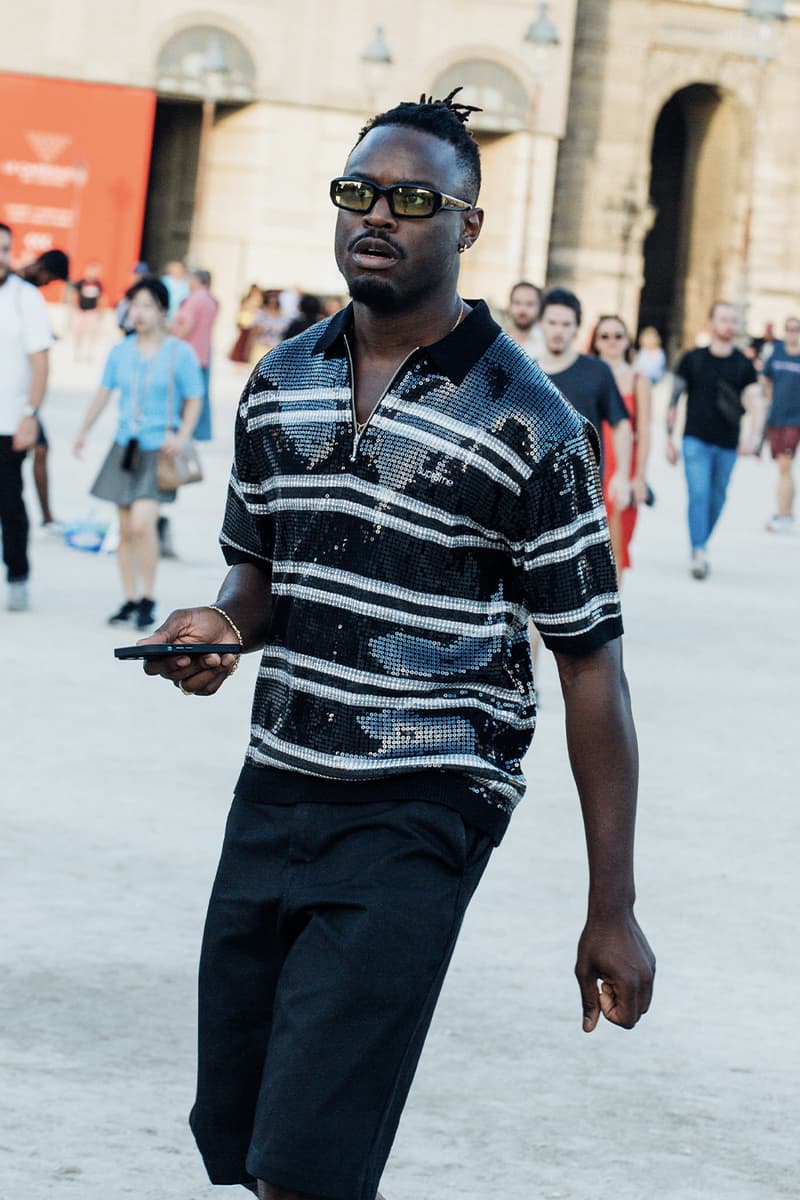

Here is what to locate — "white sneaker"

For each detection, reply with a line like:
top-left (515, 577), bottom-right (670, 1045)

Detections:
top-left (41, 520), bottom-right (65, 537)
top-left (7, 581), bottom-right (29, 611)
top-left (690, 550), bottom-right (709, 580)
top-left (766, 514), bottom-right (795, 534)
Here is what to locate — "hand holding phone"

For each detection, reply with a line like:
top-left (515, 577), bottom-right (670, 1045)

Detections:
top-left (135, 606), bottom-right (245, 697)
top-left (115, 643), bottom-right (242, 660)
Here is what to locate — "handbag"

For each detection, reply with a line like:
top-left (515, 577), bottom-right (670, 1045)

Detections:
top-left (156, 340), bottom-right (204, 490)
top-left (156, 441), bottom-right (203, 490)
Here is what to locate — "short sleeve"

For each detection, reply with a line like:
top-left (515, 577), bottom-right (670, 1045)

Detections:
top-left (219, 375), bottom-right (274, 569)
top-left (675, 351), bottom-right (692, 381)
top-left (101, 344), bottom-right (121, 391)
top-left (741, 355), bottom-right (758, 389)
top-left (18, 283), bottom-right (52, 354)
top-left (515, 426), bottom-right (623, 656)
top-left (599, 362), bottom-right (629, 426)
top-left (175, 342), bottom-right (204, 400)
top-left (177, 292), bottom-right (198, 331)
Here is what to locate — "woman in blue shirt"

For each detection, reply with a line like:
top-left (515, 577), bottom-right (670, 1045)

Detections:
top-left (75, 277), bottom-right (203, 629)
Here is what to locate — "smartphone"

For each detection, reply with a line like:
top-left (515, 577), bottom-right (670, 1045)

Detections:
top-left (114, 643), bottom-right (242, 660)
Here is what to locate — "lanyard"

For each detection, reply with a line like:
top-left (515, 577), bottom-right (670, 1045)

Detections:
top-left (129, 339), bottom-right (163, 435)
top-left (129, 337), bottom-right (177, 434)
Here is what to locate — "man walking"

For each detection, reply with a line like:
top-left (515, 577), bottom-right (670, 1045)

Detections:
top-left (506, 279), bottom-right (545, 359)
top-left (762, 314), bottom-right (800, 533)
top-left (666, 301), bottom-right (763, 578)
top-left (17, 248), bottom-right (70, 534)
top-left (141, 92), bottom-right (654, 1200)
top-left (0, 223), bottom-right (52, 611)
top-left (537, 287), bottom-right (633, 507)
top-left (171, 268), bottom-right (218, 442)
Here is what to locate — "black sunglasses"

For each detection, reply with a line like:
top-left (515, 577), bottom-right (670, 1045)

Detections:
top-left (330, 177), bottom-right (473, 219)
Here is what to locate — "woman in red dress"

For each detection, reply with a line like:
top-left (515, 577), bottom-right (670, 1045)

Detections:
top-left (591, 315), bottom-right (652, 580)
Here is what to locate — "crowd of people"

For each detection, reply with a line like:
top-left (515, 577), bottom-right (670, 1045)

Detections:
top-left (0, 240), bottom-right (221, 617)
top-left (1, 231), bottom-right (798, 619)
top-left (228, 286), bottom-right (345, 365)
top-left (504, 279), bottom-right (797, 584)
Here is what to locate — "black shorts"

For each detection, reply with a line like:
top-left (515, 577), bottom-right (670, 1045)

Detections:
top-left (190, 782), bottom-right (493, 1199)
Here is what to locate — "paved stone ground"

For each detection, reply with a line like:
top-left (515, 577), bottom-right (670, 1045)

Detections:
top-left (1, 333), bottom-right (798, 1199)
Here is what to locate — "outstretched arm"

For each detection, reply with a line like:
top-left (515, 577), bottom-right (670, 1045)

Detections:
top-left (553, 638), bottom-right (655, 1032)
top-left (74, 385), bottom-right (111, 456)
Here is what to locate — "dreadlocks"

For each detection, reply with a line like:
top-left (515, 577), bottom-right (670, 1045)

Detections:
top-left (355, 87), bottom-right (483, 203)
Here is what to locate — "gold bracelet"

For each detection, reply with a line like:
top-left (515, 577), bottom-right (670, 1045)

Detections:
top-left (209, 604), bottom-right (244, 673)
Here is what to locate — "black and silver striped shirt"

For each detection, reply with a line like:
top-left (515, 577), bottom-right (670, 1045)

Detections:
top-left (222, 301), bottom-right (622, 841)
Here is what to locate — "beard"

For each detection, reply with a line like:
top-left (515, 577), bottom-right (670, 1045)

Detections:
top-left (347, 275), bottom-right (403, 312)
top-left (347, 268), bottom-right (442, 316)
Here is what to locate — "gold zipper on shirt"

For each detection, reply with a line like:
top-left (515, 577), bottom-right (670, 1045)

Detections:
top-left (343, 333), bottom-right (417, 462)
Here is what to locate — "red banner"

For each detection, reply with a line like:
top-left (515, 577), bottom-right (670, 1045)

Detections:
top-left (0, 73), bottom-right (155, 302)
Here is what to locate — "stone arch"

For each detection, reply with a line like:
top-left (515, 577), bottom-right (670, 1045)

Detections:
top-left (427, 58), bottom-right (534, 301)
top-left (140, 25), bottom-right (257, 274)
top-left (431, 59), bottom-right (529, 134)
top-left (637, 82), bottom-right (745, 354)
top-left (155, 24), bottom-right (257, 102)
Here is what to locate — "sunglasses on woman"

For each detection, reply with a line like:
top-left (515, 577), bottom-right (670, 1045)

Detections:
top-left (330, 177), bottom-right (473, 219)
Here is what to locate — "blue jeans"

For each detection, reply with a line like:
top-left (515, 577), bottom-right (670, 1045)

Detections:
top-left (682, 435), bottom-right (738, 552)
top-left (194, 364), bottom-right (213, 442)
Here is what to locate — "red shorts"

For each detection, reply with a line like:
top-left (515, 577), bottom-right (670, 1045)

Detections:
top-left (768, 426), bottom-right (800, 459)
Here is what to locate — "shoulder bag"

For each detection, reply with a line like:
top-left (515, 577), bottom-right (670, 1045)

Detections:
top-left (156, 341), bottom-right (204, 490)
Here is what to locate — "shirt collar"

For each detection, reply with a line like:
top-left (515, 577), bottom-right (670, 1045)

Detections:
top-left (313, 299), bottom-right (501, 386)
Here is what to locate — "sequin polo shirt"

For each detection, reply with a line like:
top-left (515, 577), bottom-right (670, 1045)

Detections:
top-left (222, 300), bottom-right (623, 842)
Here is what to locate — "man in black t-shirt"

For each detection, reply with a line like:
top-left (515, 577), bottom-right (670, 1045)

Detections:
top-left (538, 288), bottom-right (632, 497)
top-left (666, 301), bottom-right (763, 579)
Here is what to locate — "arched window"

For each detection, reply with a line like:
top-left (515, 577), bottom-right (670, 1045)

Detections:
top-left (431, 60), bottom-right (528, 134)
top-left (156, 26), bottom-right (257, 102)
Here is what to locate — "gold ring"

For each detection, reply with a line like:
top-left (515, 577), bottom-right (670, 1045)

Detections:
top-left (178, 681), bottom-right (191, 696)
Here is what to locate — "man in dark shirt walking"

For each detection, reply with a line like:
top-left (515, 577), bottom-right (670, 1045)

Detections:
top-left (139, 91), bottom-right (654, 1200)
top-left (537, 287), bottom-right (633, 503)
top-left (667, 301), bottom-right (764, 578)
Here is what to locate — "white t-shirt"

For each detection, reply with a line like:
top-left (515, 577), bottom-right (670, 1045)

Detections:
top-left (0, 274), bottom-right (53, 435)
top-left (507, 321), bottom-right (545, 362)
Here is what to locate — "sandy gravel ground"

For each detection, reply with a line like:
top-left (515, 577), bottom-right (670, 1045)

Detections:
top-left (1, 334), bottom-right (797, 1199)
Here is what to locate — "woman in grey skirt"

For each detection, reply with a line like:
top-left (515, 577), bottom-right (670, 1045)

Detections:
top-left (74, 277), bottom-right (203, 629)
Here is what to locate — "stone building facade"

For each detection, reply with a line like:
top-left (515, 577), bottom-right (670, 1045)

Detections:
top-left (548, 0), bottom-right (800, 352)
top-left (1, 0), bottom-right (797, 345)
top-left (0, 0), bottom-right (579, 321)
